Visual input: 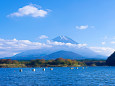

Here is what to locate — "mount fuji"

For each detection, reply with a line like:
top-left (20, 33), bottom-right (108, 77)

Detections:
top-left (3, 36), bottom-right (106, 60)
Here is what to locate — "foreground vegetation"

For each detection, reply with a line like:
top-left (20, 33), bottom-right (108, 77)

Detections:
top-left (0, 58), bottom-right (106, 68)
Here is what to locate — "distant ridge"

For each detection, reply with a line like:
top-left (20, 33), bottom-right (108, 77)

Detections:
top-left (44, 50), bottom-right (84, 60)
top-left (3, 50), bottom-right (84, 60)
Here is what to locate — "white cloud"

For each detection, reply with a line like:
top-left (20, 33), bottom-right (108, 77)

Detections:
top-left (76, 25), bottom-right (95, 30)
top-left (89, 47), bottom-right (115, 56)
top-left (77, 44), bottom-right (87, 47)
top-left (47, 40), bottom-right (87, 48)
top-left (101, 42), bottom-right (106, 45)
top-left (39, 35), bottom-right (48, 39)
top-left (76, 25), bottom-right (88, 30)
top-left (0, 38), bottom-right (51, 57)
top-left (47, 40), bottom-right (65, 45)
top-left (8, 4), bottom-right (48, 17)
top-left (13, 53), bottom-right (19, 56)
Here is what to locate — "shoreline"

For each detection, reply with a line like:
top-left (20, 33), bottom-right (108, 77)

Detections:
top-left (0, 64), bottom-right (109, 68)
top-left (0, 58), bottom-right (107, 68)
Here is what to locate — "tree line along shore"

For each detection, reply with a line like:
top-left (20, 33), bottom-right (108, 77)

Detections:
top-left (0, 58), bottom-right (107, 68)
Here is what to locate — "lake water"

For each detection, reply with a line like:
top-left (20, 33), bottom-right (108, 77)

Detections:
top-left (0, 67), bottom-right (115, 86)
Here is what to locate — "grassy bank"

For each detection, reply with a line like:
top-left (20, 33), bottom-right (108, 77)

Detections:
top-left (0, 58), bottom-right (106, 68)
top-left (0, 64), bottom-right (26, 68)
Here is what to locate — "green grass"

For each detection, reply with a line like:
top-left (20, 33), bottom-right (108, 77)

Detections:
top-left (0, 64), bottom-right (27, 68)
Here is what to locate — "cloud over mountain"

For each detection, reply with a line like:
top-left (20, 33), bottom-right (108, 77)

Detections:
top-left (0, 38), bottom-right (50, 57)
top-left (0, 37), bottom-right (87, 58)
top-left (0, 36), bottom-right (113, 58)
top-left (89, 47), bottom-right (115, 56)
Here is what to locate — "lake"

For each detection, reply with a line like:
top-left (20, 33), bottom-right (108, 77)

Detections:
top-left (0, 67), bottom-right (115, 86)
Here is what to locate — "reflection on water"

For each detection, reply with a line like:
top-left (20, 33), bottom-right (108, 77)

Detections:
top-left (0, 67), bottom-right (115, 86)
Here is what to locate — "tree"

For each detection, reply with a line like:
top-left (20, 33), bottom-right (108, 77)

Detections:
top-left (65, 59), bottom-right (72, 65)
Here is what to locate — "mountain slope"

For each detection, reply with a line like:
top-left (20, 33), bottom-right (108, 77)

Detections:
top-left (3, 48), bottom-right (56, 60)
top-left (44, 50), bottom-right (84, 60)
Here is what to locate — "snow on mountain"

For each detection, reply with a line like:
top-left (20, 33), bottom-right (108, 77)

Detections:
top-left (52, 36), bottom-right (78, 44)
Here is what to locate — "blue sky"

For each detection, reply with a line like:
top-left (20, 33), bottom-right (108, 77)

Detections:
top-left (0, 0), bottom-right (115, 57)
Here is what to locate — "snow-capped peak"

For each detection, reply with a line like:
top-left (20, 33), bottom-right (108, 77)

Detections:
top-left (52, 36), bottom-right (78, 44)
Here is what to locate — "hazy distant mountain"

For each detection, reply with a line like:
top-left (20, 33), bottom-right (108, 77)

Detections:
top-left (44, 50), bottom-right (83, 60)
top-left (4, 50), bottom-right (84, 60)
top-left (106, 51), bottom-right (115, 66)
top-left (52, 36), bottom-right (78, 44)
top-left (3, 48), bottom-right (55, 60)
top-left (2, 36), bottom-right (106, 60)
